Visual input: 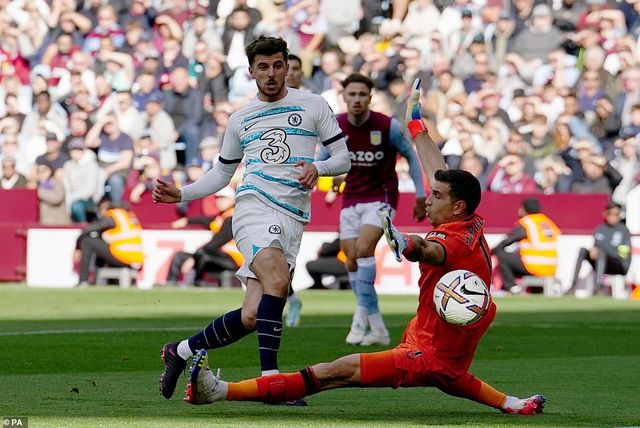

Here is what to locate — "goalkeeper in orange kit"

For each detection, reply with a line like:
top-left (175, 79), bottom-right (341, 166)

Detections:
top-left (183, 79), bottom-right (545, 415)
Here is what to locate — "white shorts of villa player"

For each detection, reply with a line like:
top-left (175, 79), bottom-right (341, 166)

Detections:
top-left (233, 194), bottom-right (305, 284)
top-left (339, 201), bottom-right (396, 240)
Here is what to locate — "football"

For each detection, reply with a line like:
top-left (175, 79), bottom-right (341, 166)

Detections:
top-left (433, 269), bottom-right (491, 326)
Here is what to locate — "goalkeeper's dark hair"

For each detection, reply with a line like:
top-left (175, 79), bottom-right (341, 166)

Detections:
top-left (434, 169), bottom-right (481, 215)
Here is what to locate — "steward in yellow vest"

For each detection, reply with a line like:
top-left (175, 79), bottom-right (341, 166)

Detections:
top-left (166, 187), bottom-right (242, 286)
top-left (491, 198), bottom-right (561, 294)
top-left (75, 197), bottom-right (143, 286)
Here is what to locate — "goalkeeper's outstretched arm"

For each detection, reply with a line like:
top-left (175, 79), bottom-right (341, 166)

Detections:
top-left (404, 78), bottom-right (447, 186)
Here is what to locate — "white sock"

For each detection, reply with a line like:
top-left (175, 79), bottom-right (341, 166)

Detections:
top-left (503, 396), bottom-right (523, 410)
top-left (351, 305), bottom-right (368, 331)
top-left (177, 340), bottom-right (194, 360)
top-left (262, 369), bottom-right (279, 376)
top-left (368, 312), bottom-right (388, 335)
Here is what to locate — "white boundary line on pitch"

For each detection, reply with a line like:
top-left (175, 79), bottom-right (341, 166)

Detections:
top-left (0, 322), bottom-right (635, 336)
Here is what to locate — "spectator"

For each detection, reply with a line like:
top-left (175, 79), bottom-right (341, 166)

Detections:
top-left (83, 5), bottom-right (125, 55)
top-left (571, 154), bottom-right (622, 196)
top-left (569, 202), bottom-right (632, 294)
top-left (63, 137), bottom-right (100, 223)
top-left (33, 131), bottom-right (69, 182)
top-left (610, 133), bottom-right (640, 208)
top-left (197, 49), bottom-right (229, 108)
top-left (128, 154), bottom-right (168, 204)
top-left (535, 155), bottom-right (572, 194)
top-left (73, 196), bottom-right (143, 287)
top-left (487, 153), bottom-right (538, 193)
top-left (553, 0), bottom-right (587, 32)
top-left (166, 187), bottom-right (240, 287)
top-left (577, 70), bottom-right (607, 115)
top-left (36, 163), bottom-right (70, 225)
top-left (162, 67), bottom-right (204, 166)
top-left (492, 198), bottom-right (561, 294)
top-left (182, 6), bottom-right (223, 60)
top-left (1, 156), bottom-right (28, 189)
top-left (509, 4), bottom-right (564, 63)
top-left (85, 113), bottom-right (134, 205)
top-left (305, 237), bottom-right (349, 289)
top-left (20, 91), bottom-right (68, 144)
top-left (524, 114), bottom-right (557, 162)
top-left (591, 96), bottom-right (622, 150)
top-left (222, 7), bottom-right (257, 73)
top-left (141, 92), bottom-right (177, 171)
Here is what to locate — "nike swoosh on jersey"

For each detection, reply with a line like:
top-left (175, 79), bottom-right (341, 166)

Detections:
top-left (244, 122), bottom-right (258, 131)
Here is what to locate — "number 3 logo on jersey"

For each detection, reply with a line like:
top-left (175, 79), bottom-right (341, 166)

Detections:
top-left (260, 128), bottom-right (291, 164)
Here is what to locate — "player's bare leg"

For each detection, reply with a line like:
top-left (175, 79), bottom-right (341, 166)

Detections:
top-left (354, 225), bottom-right (389, 346)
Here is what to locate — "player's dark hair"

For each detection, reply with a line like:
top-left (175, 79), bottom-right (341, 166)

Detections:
top-left (341, 73), bottom-right (374, 91)
top-left (434, 169), bottom-right (481, 215)
top-left (245, 36), bottom-right (288, 67)
top-left (288, 53), bottom-right (302, 65)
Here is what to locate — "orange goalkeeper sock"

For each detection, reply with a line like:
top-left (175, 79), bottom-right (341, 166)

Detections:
top-left (439, 372), bottom-right (507, 409)
top-left (227, 367), bottom-right (319, 402)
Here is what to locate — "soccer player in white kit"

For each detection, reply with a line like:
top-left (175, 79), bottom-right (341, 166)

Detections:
top-left (153, 36), bottom-right (351, 401)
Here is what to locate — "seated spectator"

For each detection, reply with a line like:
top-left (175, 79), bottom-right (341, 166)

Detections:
top-left (509, 4), bottom-right (564, 63)
top-left (569, 202), bottom-right (632, 294)
top-left (305, 237), bottom-right (349, 289)
top-left (610, 133), bottom-right (640, 208)
top-left (63, 138), bottom-right (100, 223)
top-left (83, 5), bottom-right (125, 55)
top-left (486, 153), bottom-right (538, 193)
top-left (128, 154), bottom-right (169, 204)
top-left (535, 156), bottom-right (573, 194)
top-left (162, 67), bottom-right (204, 166)
top-left (492, 198), bottom-right (561, 294)
top-left (1, 156), bottom-right (28, 189)
top-left (85, 113), bottom-right (134, 205)
top-left (571, 154), bottom-right (622, 196)
top-left (524, 114), bottom-right (557, 162)
top-left (33, 131), bottom-right (70, 182)
top-left (36, 163), bottom-right (70, 225)
top-left (591, 96), bottom-right (621, 151)
top-left (166, 187), bottom-right (240, 287)
top-left (20, 91), bottom-right (68, 144)
top-left (73, 196), bottom-right (143, 287)
top-left (141, 92), bottom-right (177, 171)
top-left (222, 6), bottom-right (257, 73)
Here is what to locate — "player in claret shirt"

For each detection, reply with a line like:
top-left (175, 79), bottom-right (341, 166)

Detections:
top-left (334, 73), bottom-right (426, 346)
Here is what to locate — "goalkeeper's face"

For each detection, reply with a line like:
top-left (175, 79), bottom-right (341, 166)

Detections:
top-left (426, 181), bottom-right (465, 227)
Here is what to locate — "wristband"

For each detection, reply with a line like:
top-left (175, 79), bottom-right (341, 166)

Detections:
top-left (401, 233), bottom-right (414, 255)
top-left (408, 119), bottom-right (428, 140)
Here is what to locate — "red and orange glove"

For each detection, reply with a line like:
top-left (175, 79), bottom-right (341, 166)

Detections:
top-left (405, 78), bottom-right (428, 140)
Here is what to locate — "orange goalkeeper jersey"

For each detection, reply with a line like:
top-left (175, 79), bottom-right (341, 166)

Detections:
top-left (405, 214), bottom-right (497, 378)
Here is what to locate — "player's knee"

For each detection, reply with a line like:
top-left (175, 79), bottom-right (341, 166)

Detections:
top-left (355, 243), bottom-right (375, 258)
top-left (241, 307), bottom-right (257, 329)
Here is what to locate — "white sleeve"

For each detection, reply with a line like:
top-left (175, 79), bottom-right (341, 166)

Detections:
top-left (180, 160), bottom-right (239, 201)
top-left (312, 97), bottom-right (351, 176)
top-left (313, 137), bottom-right (350, 176)
top-left (180, 118), bottom-right (244, 201)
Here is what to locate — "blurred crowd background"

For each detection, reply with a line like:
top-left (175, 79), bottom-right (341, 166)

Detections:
top-left (1, 0), bottom-right (639, 225)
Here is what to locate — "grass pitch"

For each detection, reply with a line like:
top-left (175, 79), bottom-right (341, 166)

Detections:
top-left (0, 285), bottom-right (638, 427)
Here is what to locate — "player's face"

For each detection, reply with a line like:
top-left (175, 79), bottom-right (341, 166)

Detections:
top-left (425, 181), bottom-right (463, 227)
top-left (343, 82), bottom-right (371, 117)
top-left (286, 59), bottom-right (303, 89)
top-left (250, 53), bottom-right (289, 102)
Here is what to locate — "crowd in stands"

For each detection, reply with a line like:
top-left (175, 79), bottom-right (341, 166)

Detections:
top-left (1, 0), bottom-right (640, 225)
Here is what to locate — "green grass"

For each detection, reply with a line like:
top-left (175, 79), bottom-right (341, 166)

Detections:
top-left (0, 285), bottom-right (639, 427)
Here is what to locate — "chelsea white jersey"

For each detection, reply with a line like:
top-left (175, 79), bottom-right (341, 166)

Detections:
top-left (219, 88), bottom-right (344, 223)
